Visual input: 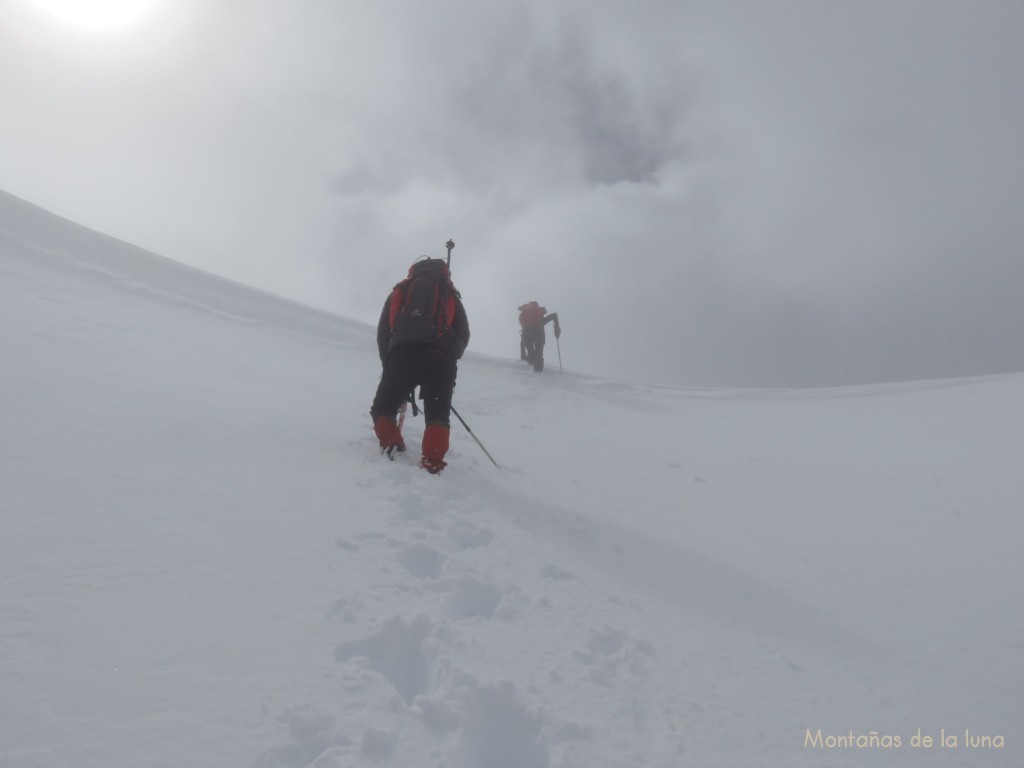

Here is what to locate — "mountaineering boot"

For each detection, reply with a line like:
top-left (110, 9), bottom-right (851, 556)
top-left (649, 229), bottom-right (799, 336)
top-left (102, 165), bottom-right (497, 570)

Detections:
top-left (373, 415), bottom-right (406, 458)
top-left (420, 422), bottom-right (450, 474)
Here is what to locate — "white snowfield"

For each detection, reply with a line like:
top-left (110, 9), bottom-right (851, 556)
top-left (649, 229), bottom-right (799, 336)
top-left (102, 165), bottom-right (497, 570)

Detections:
top-left (1, 189), bottom-right (1020, 767)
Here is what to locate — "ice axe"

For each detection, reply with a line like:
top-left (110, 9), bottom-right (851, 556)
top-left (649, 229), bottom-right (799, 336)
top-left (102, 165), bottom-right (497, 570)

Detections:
top-left (396, 390), bottom-right (419, 434)
top-left (446, 238), bottom-right (454, 267)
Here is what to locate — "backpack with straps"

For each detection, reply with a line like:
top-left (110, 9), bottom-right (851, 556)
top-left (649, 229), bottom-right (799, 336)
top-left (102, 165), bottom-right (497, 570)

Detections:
top-left (518, 301), bottom-right (546, 329)
top-left (388, 258), bottom-right (457, 348)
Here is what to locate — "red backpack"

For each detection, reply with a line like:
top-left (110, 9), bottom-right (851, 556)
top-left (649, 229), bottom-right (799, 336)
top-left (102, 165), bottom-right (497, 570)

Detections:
top-left (518, 301), bottom-right (546, 329)
top-left (388, 259), bottom-right (457, 345)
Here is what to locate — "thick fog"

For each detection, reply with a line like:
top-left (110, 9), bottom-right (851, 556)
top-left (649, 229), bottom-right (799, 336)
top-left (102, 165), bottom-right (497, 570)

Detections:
top-left (3, 0), bottom-right (1023, 386)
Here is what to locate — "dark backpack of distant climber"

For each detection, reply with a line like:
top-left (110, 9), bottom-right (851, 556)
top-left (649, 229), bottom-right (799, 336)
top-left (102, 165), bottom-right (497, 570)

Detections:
top-left (370, 256), bottom-right (470, 474)
top-left (518, 301), bottom-right (560, 373)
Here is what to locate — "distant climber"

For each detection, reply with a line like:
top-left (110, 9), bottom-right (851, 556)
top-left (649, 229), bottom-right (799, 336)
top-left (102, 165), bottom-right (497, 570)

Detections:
top-left (518, 301), bottom-right (560, 373)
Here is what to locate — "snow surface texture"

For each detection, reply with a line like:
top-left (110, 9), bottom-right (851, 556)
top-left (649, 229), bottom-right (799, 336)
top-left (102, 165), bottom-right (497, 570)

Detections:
top-left (1, 188), bottom-right (1021, 767)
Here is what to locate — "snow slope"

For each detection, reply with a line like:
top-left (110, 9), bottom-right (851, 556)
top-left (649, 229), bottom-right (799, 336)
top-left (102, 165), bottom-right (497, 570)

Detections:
top-left (1, 189), bottom-right (1021, 767)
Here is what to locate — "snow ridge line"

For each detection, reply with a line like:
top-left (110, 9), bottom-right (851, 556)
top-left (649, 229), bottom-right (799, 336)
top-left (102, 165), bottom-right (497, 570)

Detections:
top-left (1, 227), bottom-right (371, 348)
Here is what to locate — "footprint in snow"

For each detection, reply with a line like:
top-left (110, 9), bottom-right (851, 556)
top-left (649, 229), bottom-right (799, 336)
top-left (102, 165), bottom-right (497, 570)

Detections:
top-left (252, 704), bottom-right (347, 768)
top-left (447, 520), bottom-right (494, 550)
top-left (396, 544), bottom-right (447, 580)
top-left (334, 614), bottom-right (435, 706)
top-left (456, 681), bottom-right (550, 768)
top-left (441, 575), bottom-right (504, 621)
top-left (572, 626), bottom-right (657, 686)
top-left (398, 492), bottom-right (427, 521)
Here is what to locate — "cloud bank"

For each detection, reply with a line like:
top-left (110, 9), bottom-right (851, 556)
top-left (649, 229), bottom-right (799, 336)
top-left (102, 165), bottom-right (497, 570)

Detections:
top-left (2, 0), bottom-right (1023, 386)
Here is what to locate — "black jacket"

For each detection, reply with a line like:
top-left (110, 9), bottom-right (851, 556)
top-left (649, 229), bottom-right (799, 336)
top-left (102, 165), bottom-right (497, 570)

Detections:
top-left (522, 312), bottom-right (559, 339)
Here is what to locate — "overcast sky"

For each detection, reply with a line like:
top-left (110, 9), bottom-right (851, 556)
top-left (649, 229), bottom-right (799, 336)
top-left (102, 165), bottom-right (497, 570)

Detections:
top-left (3, 0), bottom-right (1023, 387)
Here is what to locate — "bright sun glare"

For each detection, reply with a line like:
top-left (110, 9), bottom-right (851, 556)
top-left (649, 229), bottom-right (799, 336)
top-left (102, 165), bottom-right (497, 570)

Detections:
top-left (25, 0), bottom-right (157, 32)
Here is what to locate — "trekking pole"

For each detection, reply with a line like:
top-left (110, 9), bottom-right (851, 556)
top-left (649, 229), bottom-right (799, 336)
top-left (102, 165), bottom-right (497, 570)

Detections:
top-left (445, 238), bottom-right (454, 267)
top-left (554, 318), bottom-right (563, 374)
top-left (451, 405), bottom-right (499, 467)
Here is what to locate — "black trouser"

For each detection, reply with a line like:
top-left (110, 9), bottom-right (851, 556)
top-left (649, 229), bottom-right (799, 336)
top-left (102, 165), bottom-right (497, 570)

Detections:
top-left (371, 345), bottom-right (457, 426)
top-left (521, 327), bottom-right (545, 367)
